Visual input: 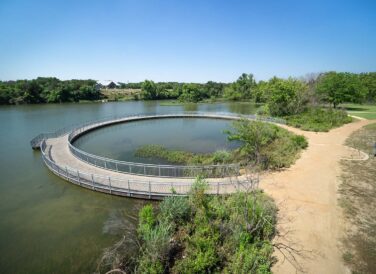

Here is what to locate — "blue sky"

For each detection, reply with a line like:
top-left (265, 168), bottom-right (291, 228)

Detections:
top-left (0, 0), bottom-right (375, 82)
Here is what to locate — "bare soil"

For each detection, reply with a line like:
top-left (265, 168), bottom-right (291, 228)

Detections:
top-left (339, 123), bottom-right (376, 273)
top-left (259, 119), bottom-right (372, 273)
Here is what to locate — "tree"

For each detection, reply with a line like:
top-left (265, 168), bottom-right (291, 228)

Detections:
top-left (178, 83), bottom-right (206, 102)
top-left (204, 81), bottom-right (225, 98)
top-left (224, 73), bottom-right (256, 100)
top-left (23, 80), bottom-right (44, 103)
top-left (141, 80), bottom-right (158, 100)
top-left (359, 72), bottom-right (376, 102)
top-left (316, 72), bottom-right (367, 108)
top-left (225, 119), bottom-right (278, 164)
top-left (265, 77), bottom-right (308, 116)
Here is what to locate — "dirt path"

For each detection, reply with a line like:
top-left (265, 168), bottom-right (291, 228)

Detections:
top-left (260, 120), bottom-right (372, 274)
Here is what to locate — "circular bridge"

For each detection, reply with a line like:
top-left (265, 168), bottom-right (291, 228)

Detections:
top-left (31, 112), bottom-right (285, 200)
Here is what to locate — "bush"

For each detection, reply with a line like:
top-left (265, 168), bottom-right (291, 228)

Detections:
top-left (159, 195), bottom-right (191, 229)
top-left (224, 243), bottom-right (273, 274)
top-left (286, 107), bottom-right (352, 132)
top-left (226, 119), bottom-right (308, 169)
top-left (138, 204), bottom-right (155, 240)
top-left (211, 150), bottom-right (232, 164)
top-left (137, 222), bottom-right (171, 274)
top-left (111, 178), bottom-right (277, 273)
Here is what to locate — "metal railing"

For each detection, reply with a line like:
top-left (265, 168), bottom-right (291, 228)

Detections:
top-left (31, 111), bottom-right (285, 149)
top-left (40, 139), bottom-right (244, 199)
top-left (65, 113), bottom-right (285, 178)
top-left (67, 113), bottom-right (244, 178)
top-left (33, 112), bottom-right (286, 179)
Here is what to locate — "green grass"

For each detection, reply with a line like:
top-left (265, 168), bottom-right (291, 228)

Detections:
top-left (134, 144), bottom-right (222, 165)
top-left (285, 108), bottom-right (352, 132)
top-left (339, 122), bottom-right (376, 273)
top-left (342, 103), bottom-right (376, 119)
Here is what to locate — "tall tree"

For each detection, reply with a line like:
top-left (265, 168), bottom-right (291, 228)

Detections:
top-left (224, 73), bottom-right (256, 100)
top-left (316, 72), bottom-right (367, 107)
top-left (265, 77), bottom-right (308, 116)
top-left (141, 80), bottom-right (158, 99)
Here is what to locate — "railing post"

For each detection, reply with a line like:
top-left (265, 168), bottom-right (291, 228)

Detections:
top-left (108, 176), bottom-right (112, 194)
top-left (91, 174), bottom-right (95, 190)
top-left (129, 165), bottom-right (132, 174)
top-left (104, 161), bottom-right (107, 169)
top-left (115, 162), bottom-right (118, 171)
top-left (144, 166), bottom-right (146, 175)
top-left (149, 181), bottom-right (151, 199)
top-left (127, 180), bottom-right (131, 196)
top-left (65, 167), bottom-right (69, 180)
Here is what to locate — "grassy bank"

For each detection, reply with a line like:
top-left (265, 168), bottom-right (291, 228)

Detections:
top-left (135, 145), bottom-right (232, 165)
top-left (135, 119), bottom-right (308, 170)
top-left (342, 103), bottom-right (376, 119)
top-left (285, 108), bottom-right (352, 132)
top-left (98, 178), bottom-right (277, 273)
top-left (101, 88), bottom-right (141, 101)
top-left (339, 122), bottom-right (376, 273)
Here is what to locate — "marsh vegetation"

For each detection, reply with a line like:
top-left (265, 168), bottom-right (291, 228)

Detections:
top-left (135, 119), bottom-right (308, 171)
top-left (97, 178), bottom-right (277, 274)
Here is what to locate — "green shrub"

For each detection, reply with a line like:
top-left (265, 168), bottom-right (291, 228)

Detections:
top-left (159, 195), bottom-right (191, 228)
top-left (138, 204), bottom-right (155, 240)
top-left (137, 222), bottom-right (171, 274)
top-left (211, 149), bottom-right (232, 164)
top-left (137, 256), bottom-right (164, 274)
top-left (226, 119), bottom-right (308, 169)
top-left (114, 178), bottom-right (277, 273)
top-left (172, 219), bottom-right (220, 273)
top-left (224, 243), bottom-right (273, 274)
top-left (286, 107), bottom-right (352, 132)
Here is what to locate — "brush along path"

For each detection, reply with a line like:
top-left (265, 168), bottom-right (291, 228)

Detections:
top-left (260, 119), bottom-right (372, 274)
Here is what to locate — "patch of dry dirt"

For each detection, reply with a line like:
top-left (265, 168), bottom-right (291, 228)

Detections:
top-left (260, 120), bottom-right (372, 273)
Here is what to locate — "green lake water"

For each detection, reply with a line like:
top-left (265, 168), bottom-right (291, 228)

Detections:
top-left (0, 101), bottom-right (259, 273)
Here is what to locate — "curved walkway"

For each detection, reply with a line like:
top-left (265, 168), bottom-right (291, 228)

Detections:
top-left (37, 113), bottom-right (285, 199)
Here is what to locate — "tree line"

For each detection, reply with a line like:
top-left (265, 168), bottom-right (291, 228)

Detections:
top-left (0, 72), bottom-right (375, 108)
top-left (0, 77), bottom-right (100, 104)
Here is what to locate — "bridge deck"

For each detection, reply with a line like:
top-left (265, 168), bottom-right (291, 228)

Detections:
top-left (46, 134), bottom-right (242, 198)
top-left (36, 113), bottom-right (286, 199)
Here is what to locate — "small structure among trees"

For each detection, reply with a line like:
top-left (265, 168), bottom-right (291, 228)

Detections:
top-left (96, 80), bottom-right (121, 90)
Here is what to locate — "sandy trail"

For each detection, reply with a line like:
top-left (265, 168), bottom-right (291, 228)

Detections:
top-left (260, 120), bottom-right (372, 274)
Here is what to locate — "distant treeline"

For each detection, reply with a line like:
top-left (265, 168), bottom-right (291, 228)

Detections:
top-left (0, 72), bottom-right (375, 106)
top-left (138, 72), bottom-right (376, 107)
top-left (0, 78), bottom-right (100, 104)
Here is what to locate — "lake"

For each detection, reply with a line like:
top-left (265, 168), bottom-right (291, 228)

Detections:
top-left (0, 101), bottom-right (259, 273)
